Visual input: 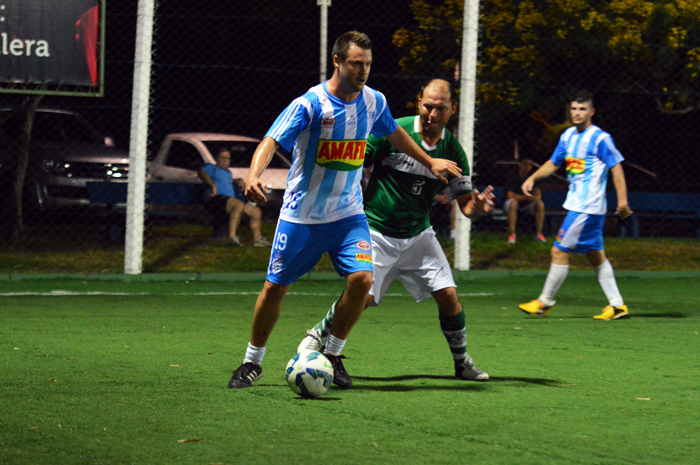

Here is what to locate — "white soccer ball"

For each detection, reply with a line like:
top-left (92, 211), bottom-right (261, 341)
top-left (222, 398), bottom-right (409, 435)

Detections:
top-left (285, 351), bottom-right (334, 398)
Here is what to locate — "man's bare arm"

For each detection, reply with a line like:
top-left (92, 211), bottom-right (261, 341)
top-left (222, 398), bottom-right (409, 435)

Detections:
top-left (611, 163), bottom-right (632, 219)
top-left (458, 186), bottom-right (496, 220)
top-left (245, 137), bottom-right (279, 203)
top-left (522, 161), bottom-right (559, 196)
top-left (197, 170), bottom-right (217, 197)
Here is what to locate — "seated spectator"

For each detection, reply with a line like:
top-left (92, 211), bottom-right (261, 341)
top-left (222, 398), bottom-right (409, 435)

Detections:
top-left (198, 148), bottom-right (271, 247)
top-left (504, 159), bottom-right (546, 244)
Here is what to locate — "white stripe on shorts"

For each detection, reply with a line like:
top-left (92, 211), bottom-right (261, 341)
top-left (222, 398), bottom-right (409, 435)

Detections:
top-left (558, 213), bottom-right (588, 250)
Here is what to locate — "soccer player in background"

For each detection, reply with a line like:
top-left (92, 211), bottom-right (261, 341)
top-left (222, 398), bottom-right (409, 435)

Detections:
top-left (297, 79), bottom-right (495, 385)
top-left (518, 91), bottom-right (633, 320)
top-left (228, 32), bottom-right (462, 389)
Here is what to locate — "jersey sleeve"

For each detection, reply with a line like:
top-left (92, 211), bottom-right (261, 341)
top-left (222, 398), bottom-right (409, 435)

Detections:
top-left (597, 135), bottom-right (624, 168)
top-left (550, 137), bottom-right (566, 166)
top-left (201, 163), bottom-right (216, 177)
top-left (364, 133), bottom-right (389, 167)
top-left (369, 94), bottom-right (398, 138)
top-left (265, 96), bottom-right (313, 153)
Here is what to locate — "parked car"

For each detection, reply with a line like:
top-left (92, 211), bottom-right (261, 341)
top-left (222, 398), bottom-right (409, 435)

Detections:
top-left (0, 107), bottom-right (128, 211)
top-left (0, 107), bottom-right (291, 216)
top-left (146, 133), bottom-right (291, 215)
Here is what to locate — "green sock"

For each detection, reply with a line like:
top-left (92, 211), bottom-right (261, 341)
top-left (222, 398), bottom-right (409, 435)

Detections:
top-left (439, 311), bottom-right (467, 362)
top-left (313, 298), bottom-right (338, 338)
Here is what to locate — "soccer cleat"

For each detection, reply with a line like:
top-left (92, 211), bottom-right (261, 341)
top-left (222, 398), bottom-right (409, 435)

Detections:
top-left (508, 234), bottom-right (517, 244)
top-left (324, 353), bottom-right (352, 388)
top-left (519, 299), bottom-right (552, 317)
top-left (228, 362), bottom-right (263, 389)
top-left (229, 235), bottom-right (241, 246)
top-left (455, 357), bottom-right (489, 381)
top-left (297, 328), bottom-right (325, 353)
top-left (593, 305), bottom-right (629, 320)
top-left (253, 237), bottom-right (272, 248)
top-left (535, 233), bottom-right (546, 242)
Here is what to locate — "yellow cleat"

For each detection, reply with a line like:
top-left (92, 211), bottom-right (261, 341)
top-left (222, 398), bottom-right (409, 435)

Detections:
top-left (519, 300), bottom-right (551, 317)
top-left (593, 305), bottom-right (629, 320)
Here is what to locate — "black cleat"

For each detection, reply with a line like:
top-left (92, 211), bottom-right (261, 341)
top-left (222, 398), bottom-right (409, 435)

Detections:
top-left (324, 354), bottom-right (352, 388)
top-left (228, 362), bottom-right (263, 389)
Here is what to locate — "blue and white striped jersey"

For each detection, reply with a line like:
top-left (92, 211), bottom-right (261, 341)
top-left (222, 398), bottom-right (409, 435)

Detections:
top-left (266, 82), bottom-right (398, 224)
top-left (551, 125), bottom-right (624, 215)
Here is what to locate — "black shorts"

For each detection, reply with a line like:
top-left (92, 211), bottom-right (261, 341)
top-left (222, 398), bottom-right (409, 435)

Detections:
top-left (205, 195), bottom-right (231, 218)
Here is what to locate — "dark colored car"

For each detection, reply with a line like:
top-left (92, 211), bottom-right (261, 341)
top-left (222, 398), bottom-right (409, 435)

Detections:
top-left (0, 108), bottom-right (129, 211)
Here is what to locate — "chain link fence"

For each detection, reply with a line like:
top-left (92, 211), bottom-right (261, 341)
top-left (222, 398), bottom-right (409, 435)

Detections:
top-left (1, 0), bottom-right (698, 275)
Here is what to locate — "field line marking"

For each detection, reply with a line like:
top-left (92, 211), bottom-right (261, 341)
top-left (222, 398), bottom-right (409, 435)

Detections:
top-left (0, 291), bottom-right (494, 297)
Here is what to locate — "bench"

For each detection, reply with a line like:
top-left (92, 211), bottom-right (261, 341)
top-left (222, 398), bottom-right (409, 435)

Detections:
top-left (484, 187), bottom-right (571, 236)
top-left (536, 190), bottom-right (699, 238)
top-left (486, 188), bottom-right (700, 238)
top-left (85, 181), bottom-right (225, 241)
top-left (618, 192), bottom-right (700, 238)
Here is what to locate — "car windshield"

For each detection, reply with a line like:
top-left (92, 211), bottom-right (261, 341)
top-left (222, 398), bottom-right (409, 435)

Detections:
top-left (0, 110), bottom-right (105, 146)
top-left (202, 140), bottom-right (291, 169)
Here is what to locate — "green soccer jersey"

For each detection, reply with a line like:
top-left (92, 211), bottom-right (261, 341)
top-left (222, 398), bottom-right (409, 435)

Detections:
top-left (364, 116), bottom-right (472, 239)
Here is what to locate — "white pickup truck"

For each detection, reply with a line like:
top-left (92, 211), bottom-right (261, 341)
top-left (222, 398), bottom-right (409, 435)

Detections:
top-left (82, 133), bottom-right (290, 217)
top-left (147, 133), bottom-right (290, 209)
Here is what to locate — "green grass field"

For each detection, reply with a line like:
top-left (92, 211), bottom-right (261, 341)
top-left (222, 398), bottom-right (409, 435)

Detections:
top-left (1, 274), bottom-right (699, 464)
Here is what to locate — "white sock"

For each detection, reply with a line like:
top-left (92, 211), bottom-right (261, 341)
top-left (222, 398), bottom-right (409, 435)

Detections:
top-left (538, 263), bottom-right (569, 306)
top-left (323, 334), bottom-right (346, 356)
top-left (243, 342), bottom-right (266, 366)
top-left (594, 260), bottom-right (624, 307)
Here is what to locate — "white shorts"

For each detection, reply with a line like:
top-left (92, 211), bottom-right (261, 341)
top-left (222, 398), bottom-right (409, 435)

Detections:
top-left (369, 227), bottom-right (456, 305)
top-left (503, 198), bottom-right (537, 215)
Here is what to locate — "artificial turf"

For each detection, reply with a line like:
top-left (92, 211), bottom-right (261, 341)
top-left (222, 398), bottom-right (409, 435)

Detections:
top-left (1, 274), bottom-right (698, 464)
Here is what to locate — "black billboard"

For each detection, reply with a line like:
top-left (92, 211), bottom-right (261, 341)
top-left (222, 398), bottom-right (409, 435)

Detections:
top-left (0, 0), bottom-right (102, 93)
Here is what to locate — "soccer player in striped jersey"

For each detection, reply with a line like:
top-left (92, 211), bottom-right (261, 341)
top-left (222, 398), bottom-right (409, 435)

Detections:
top-left (228, 32), bottom-right (462, 389)
top-left (297, 79), bottom-right (496, 384)
top-left (519, 91), bottom-right (633, 320)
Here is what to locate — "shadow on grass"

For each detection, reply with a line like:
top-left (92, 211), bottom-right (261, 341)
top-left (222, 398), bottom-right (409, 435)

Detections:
top-left (487, 376), bottom-right (562, 386)
top-left (629, 312), bottom-right (686, 318)
top-left (352, 383), bottom-right (487, 392)
top-left (352, 374), bottom-right (561, 389)
top-left (552, 313), bottom-right (686, 319)
top-left (290, 395), bottom-right (345, 401)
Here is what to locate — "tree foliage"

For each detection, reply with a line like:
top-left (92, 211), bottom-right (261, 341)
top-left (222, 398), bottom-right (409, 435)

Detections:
top-left (393, 0), bottom-right (700, 114)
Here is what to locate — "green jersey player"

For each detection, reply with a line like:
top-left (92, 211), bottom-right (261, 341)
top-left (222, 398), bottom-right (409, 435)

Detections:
top-left (298, 79), bottom-right (495, 385)
top-left (364, 113), bottom-right (470, 238)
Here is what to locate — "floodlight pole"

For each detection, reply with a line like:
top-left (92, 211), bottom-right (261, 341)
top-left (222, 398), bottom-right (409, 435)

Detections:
top-left (125, 0), bottom-right (155, 275)
top-left (318, 0), bottom-right (331, 83)
top-left (454, 0), bottom-right (480, 271)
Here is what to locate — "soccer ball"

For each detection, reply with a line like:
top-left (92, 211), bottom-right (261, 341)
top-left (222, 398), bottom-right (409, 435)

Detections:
top-left (285, 351), bottom-right (334, 398)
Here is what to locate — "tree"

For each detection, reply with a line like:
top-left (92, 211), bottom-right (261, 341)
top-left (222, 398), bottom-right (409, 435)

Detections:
top-left (393, 0), bottom-right (700, 114)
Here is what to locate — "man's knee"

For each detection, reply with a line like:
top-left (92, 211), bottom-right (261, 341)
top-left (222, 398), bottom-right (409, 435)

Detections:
top-left (260, 280), bottom-right (290, 304)
top-left (551, 246), bottom-right (569, 264)
top-left (433, 287), bottom-right (461, 316)
top-left (249, 205), bottom-right (262, 220)
top-left (508, 200), bottom-right (519, 213)
top-left (587, 249), bottom-right (607, 267)
top-left (227, 198), bottom-right (244, 214)
top-left (345, 271), bottom-right (373, 296)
